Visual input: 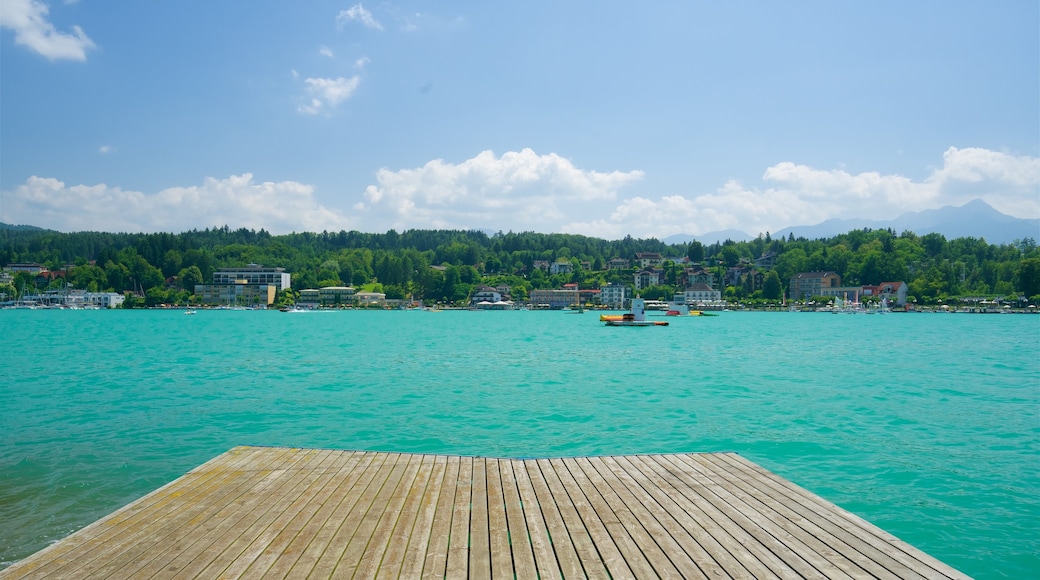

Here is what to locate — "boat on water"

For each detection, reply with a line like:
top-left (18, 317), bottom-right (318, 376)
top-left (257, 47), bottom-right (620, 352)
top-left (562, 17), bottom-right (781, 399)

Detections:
top-left (183, 308), bottom-right (197, 315)
top-left (604, 298), bottom-right (669, 327)
top-left (662, 294), bottom-right (703, 317)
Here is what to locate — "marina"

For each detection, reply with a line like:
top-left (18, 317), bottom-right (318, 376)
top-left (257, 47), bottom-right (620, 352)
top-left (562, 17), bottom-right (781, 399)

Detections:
top-left (0, 446), bottom-right (969, 579)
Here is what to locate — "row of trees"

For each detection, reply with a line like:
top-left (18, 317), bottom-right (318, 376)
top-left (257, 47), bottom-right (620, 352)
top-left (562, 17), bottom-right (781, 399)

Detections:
top-left (2, 225), bottom-right (1038, 306)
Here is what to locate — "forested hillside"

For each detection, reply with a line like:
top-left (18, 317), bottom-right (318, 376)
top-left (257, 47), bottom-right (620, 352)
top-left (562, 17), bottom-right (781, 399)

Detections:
top-left (2, 225), bottom-right (1038, 306)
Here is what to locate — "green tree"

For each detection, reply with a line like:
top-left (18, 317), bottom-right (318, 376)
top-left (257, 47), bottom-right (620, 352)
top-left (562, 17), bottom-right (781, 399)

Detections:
top-left (178, 265), bottom-right (205, 291)
top-left (144, 286), bottom-right (169, 306)
top-left (162, 249), bottom-right (183, 278)
top-left (762, 270), bottom-right (782, 300)
top-left (720, 245), bottom-right (740, 267)
top-left (1015, 257), bottom-right (1040, 298)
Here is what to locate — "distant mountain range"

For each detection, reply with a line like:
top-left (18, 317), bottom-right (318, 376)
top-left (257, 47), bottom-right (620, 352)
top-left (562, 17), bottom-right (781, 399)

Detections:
top-left (663, 199), bottom-right (1039, 246)
top-left (5, 199), bottom-right (1037, 245)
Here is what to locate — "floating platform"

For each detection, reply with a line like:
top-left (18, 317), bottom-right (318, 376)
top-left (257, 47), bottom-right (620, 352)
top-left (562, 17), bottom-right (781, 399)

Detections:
top-left (1, 446), bottom-right (969, 579)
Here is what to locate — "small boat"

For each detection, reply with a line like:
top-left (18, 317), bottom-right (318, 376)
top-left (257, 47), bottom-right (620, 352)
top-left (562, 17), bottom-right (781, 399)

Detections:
top-left (183, 309), bottom-right (197, 315)
top-left (604, 298), bottom-right (668, 327)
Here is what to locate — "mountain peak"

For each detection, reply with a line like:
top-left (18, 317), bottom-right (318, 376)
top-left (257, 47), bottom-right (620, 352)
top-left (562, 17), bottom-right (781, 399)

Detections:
top-left (772, 199), bottom-right (1038, 243)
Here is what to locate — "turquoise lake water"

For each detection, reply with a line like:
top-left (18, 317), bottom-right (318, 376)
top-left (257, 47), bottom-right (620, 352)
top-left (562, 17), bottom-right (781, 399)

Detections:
top-left (1, 309), bottom-right (1037, 577)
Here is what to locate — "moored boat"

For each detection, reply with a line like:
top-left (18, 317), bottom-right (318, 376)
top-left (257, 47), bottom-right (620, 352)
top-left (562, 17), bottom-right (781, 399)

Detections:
top-left (604, 298), bottom-right (669, 327)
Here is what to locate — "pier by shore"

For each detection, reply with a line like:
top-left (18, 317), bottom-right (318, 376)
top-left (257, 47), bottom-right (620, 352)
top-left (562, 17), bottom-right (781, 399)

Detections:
top-left (1, 446), bottom-right (970, 579)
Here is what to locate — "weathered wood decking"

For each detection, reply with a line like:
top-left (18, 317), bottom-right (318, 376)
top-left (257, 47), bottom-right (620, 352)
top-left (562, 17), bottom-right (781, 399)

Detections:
top-left (1, 446), bottom-right (969, 579)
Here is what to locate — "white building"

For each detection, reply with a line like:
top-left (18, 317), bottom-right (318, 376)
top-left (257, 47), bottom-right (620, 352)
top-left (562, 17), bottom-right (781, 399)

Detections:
top-left (599, 283), bottom-right (630, 309)
top-left (85, 291), bottom-right (125, 308)
top-left (683, 283), bottom-right (721, 304)
top-left (471, 286), bottom-right (502, 305)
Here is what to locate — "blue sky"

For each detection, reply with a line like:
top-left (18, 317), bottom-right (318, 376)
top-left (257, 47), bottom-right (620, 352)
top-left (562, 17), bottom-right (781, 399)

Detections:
top-left (1, 0), bottom-right (1037, 238)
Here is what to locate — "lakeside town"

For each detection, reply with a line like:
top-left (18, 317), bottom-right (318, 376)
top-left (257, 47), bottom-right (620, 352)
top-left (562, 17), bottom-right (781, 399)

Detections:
top-left (3, 226), bottom-right (1038, 314)
top-left (3, 255), bottom-right (1035, 314)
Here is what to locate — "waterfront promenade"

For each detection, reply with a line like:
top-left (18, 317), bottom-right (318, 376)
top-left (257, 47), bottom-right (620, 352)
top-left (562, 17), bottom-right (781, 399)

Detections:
top-left (1, 446), bottom-right (969, 579)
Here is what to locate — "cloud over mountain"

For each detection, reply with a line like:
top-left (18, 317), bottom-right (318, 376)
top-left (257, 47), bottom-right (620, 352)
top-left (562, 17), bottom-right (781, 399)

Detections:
top-left (1, 147), bottom-right (1035, 238)
top-left (564, 147), bottom-right (1039, 239)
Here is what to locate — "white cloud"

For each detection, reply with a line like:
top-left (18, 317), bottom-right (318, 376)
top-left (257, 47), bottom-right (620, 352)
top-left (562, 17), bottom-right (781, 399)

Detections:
top-left (2, 174), bottom-right (356, 234)
top-left (319, 46), bottom-right (334, 58)
top-left (4, 147), bottom-right (1033, 239)
top-left (355, 56), bottom-right (370, 69)
top-left (297, 76), bottom-right (360, 114)
top-left (98, 145), bottom-right (111, 154)
top-left (336, 3), bottom-right (383, 31)
top-left (0, 0), bottom-right (95, 61)
top-left (563, 146), bottom-right (1040, 239)
top-left (358, 149), bottom-right (644, 231)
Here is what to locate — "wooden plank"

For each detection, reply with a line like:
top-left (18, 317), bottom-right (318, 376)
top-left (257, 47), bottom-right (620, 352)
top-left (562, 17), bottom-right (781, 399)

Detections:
top-left (497, 459), bottom-right (540, 579)
top-left (468, 457), bottom-right (492, 580)
top-left (419, 455), bottom-right (460, 579)
top-left (643, 454), bottom-right (804, 578)
top-left (269, 451), bottom-right (382, 578)
top-left (711, 453), bottom-right (967, 580)
top-left (333, 453), bottom-right (422, 579)
top-left (176, 448), bottom-right (337, 579)
top-left (534, 458), bottom-right (610, 577)
top-left (378, 456), bottom-right (439, 579)
top-left (547, 457), bottom-right (633, 578)
top-left (252, 450), bottom-right (366, 578)
top-left (598, 455), bottom-right (728, 579)
top-left (230, 449), bottom-right (356, 578)
top-left (561, 457), bottom-right (659, 578)
top-left (299, 452), bottom-right (400, 578)
top-left (398, 455), bottom-right (449, 579)
top-left (616, 454), bottom-right (771, 579)
top-left (582, 456), bottom-right (707, 580)
top-left (7, 446), bottom-right (272, 579)
top-left (684, 453), bottom-right (883, 579)
top-left (521, 459), bottom-right (583, 579)
top-left (351, 453), bottom-right (426, 579)
top-left (82, 447), bottom-right (309, 580)
top-left (664, 453), bottom-right (856, 580)
top-left (445, 456), bottom-right (474, 579)
top-left (484, 458), bottom-right (514, 580)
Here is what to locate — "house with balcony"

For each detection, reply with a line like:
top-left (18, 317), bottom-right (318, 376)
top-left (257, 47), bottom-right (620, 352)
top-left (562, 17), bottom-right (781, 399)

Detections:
top-left (550, 259), bottom-right (573, 275)
top-left (680, 266), bottom-right (715, 289)
top-left (530, 288), bottom-right (579, 309)
top-left (789, 271), bottom-right (841, 300)
top-left (683, 283), bottom-right (721, 305)
top-left (319, 286), bottom-right (356, 306)
top-left (634, 269), bottom-right (664, 290)
top-left (195, 280), bottom-right (276, 307)
top-left (755, 251), bottom-right (777, 269)
top-left (725, 266), bottom-right (765, 292)
top-left (635, 252), bottom-right (663, 268)
top-left (599, 283), bottom-right (630, 309)
top-left (607, 258), bottom-right (630, 270)
top-left (471, 285), bottom-right (503, 305)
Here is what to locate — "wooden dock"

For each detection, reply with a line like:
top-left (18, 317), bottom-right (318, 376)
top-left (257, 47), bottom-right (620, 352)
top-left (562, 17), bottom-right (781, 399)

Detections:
top-left (1, 446), bottom-right (969, 579)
